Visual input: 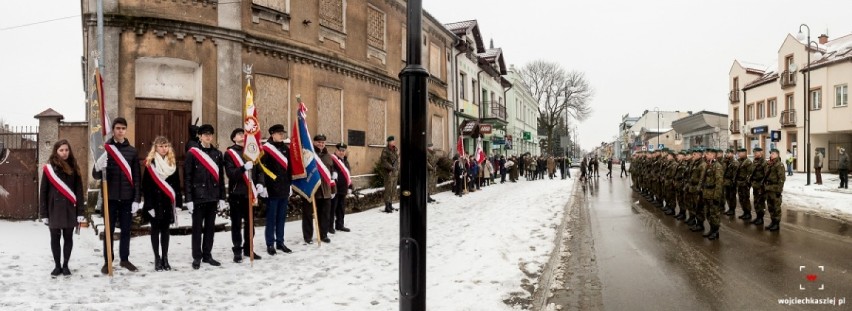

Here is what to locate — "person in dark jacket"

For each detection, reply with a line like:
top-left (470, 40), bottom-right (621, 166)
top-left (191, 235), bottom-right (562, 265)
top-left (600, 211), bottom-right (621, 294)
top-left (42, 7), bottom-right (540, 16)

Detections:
top-left (225, 128), bottom-right (263, 262)
top-left (452, 155), bottom-right (465, 196)
top-left (92, 117), bottom-right (141, 274)
top-left (141, 136), bottom-right (182, 271)
top-left (40, 140), bottom-right (84, 276)
top-left (256, 124), bottom-right (293, 255)
top-left (184, 124), bottom-right (226, 269)
top-left (839, 148), bottom-right (849, 189)
top-left (330, 142), bottom-right (352, 233)
top-left (302, 134), bottom-right (336, 244)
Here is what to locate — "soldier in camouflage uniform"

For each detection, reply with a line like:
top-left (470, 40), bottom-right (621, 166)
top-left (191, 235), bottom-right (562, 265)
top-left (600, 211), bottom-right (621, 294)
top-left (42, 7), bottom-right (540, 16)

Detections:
top-left (687, 148), bottom-right (706, 231)
top-left (701, 148), bottom-right (724, 240)
top-left (735, 148), bottom-right (754, 220)
top-left (380, 136), bottom-right (399, 213)
top-left (764, 149), bottom-right (786, 231)
top-left (663, 150), bottom-right (678, 215)
top-left (750, 147), bottom-right (768, 225)
top-left (674, 150), bottom-right (689, 220)
top-left (722, 149), bottom-right (738, 216)
top-left (426, 143), bottom-right (438, 203)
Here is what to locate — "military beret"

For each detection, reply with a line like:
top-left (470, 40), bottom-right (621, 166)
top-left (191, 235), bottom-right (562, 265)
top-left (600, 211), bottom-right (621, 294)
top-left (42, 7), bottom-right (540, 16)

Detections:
top-left (770, 148), bottom-right (780, 154)
top-left (692, 148), bottom-right (702, 153)
top-left (269, 124), bottom-right (286, 135)
top-left (230, 128), bottom-right (244, 142)
top-left (427, 143), bottom-right (434, 147)
top-left (737, 148), bottom-right (747, 152)
top-left (679, 150), bottom-right (688, 155)
top-left (387, 136), bottom-right (395, 142)
top-left (726, 148), bottom-right (734, 153)
top-left (753, 147), bottom-right (763, 152)
top-left (313, 134), bottom-right (327, 141)
top-left (335, 142), bottom-right (348, 149)
top-left (198, 124), bottom-right (214, 135)
top-left (706, 148), bottom-right (719, 153)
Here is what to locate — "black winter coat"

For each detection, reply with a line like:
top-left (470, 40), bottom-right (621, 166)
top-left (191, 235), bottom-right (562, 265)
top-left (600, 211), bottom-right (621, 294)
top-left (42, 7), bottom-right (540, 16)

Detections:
top-left (256, 140), bottom-right (292, 199)
top-left (40, 164), bottom-right (84, 229)
top-left (225, 145), bottom-right (253, 198)
top-left (141, 162), bottom-right (182, 224)
top-left (92, 138), bottom-right (141, 202)
top-left (184, 145), bottom-right (225, 204)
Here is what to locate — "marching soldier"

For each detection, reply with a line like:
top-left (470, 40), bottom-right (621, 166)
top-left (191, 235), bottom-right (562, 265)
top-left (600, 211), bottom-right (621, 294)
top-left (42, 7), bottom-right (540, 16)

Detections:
top-left (224, 128), bottom-right (263, 261)
top-left (750, 147), bottom-right (768, 226)
top-left (380, 136), bottom-right (399, 213)
top-left (184, 124), bottom-right (226, 269)
top-left (722, 149), bottom-right (738, 216)
top-left (764, 149), bottom-right (786, 231)
top-left (735, 148), bottom-right (754, 220)
top-left (701, 148), bottom-right (724, 240)
top-left (256, 124), bottom-right (293, 254)
top-left (426, 143), bottom-right (438, 203)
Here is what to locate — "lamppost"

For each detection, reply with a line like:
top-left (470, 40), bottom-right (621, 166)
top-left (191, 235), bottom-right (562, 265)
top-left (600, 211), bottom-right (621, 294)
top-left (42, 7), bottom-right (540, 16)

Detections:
top-left (653, 107), bottom-right (661, 148)
top-left (797, 24), bottom-right (814, 186)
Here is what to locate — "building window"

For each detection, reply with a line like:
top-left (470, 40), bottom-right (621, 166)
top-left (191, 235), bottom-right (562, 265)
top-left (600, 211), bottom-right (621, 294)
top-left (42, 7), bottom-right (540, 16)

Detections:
top-left (253, 0), bottom-right (290, 14)
top-left (757, 101), bottom-right (765, 119)
top-left (400, 25), bottom-right (406, 61)
top-left (836, 84), bottom-right (848, 107)
top-left (733, 107), bottom-right (739, 122)
top-left (459, 72), bottom-right (467, 100)
top-left (317, 86), bottom-right (343, 143)
top-left (367, 5), bottom-right (386, 50)
top-left (746, 103), bottom-right (754, 121)
top-left (319, 0), bottom-right (345, 33)
top-left (768, 98), bottom-right (777, 117)
top-left (811, 88), bottom-right (822, 110)
top-left (785, 93), bottom-right (794, 110)
top-left (367, 98), bottom-right (387, 145)
top-left (431, 115), bottom-right (444, 149)
top-left (429, 42), bottom-right (442, 79)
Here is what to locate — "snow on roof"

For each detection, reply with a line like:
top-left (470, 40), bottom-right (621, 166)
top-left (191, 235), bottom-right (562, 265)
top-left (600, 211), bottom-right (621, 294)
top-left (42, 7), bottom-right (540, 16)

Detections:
top-left (804, 32), bottom-right (852, 71)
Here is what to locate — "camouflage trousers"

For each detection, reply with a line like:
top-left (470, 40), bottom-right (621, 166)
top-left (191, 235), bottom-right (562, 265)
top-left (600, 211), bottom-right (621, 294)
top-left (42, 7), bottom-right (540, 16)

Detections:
top-left (766, 191), bottom-right (783, 221)
top-left (689, 191), bottom-right (704, 221)
top-left (737, 185), bottom-right (752, 212)
top-left (752, 186), bottom-right (767, 213)
top-left (677, 189), bottom-right (686, 213)
top-left (704, 198), bottom-right (722, 226)
top-left (664, 183), bottom-right (676, 208)
top-left (384, 174), bottom-right (397, 204)
top-left (427, 173), bottom-right (437, 195)
top-left (724, 186), bottom-right (737, 211)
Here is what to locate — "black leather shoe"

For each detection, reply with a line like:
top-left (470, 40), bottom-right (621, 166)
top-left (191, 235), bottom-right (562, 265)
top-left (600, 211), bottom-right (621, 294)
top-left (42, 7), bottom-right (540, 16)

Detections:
top-left (192, 259), bottom-right (201, 270)
top-left (304, 239), bottom-right (314, 244)
top-left (267, 246), bottom-right (277, 256)
top-left (202, 257), bottom-right (221, 266)
top-left (245, 252), bottom-right (263, 259)
top-left (51, 267), bottom-right (62, 276)
top-left (329, 228), bottom-right (336, 234)
top-left (336, 227), bottom-right (351, 232)
top-left (321, 237), bottom-right (331, 243)
top-left (233, 253), bottom-right (243, 263)
top-left (62, 266), bottom-right (71, 276)
top-left (162, 256), bottom-right (171, 271)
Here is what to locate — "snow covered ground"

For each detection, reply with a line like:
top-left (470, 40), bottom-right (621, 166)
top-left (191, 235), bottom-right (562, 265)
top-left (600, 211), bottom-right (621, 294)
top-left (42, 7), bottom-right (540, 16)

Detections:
top-left (0, 176), bottom-right (575, 310)
top-left (780, 172), bottom-right (852, 222)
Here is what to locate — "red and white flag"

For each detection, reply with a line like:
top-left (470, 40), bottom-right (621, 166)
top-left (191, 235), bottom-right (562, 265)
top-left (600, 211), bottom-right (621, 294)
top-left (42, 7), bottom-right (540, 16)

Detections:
top-left (475, 137), bottom-right (486, 164)
top-left (456, 136), bottom-right (466, 158)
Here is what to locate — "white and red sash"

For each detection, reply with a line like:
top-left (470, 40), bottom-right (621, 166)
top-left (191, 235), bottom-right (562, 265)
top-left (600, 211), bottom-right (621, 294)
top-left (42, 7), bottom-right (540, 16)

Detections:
top-left (331, 154), bottom-right (352, 187)
top-left (227, 148), bottom-right (254, 196)
top-left (189, 147), bottom-right (220, 183)
top-left (146, 163), bottom-right (176, 207)
top-left (43, 165), bottom-right (76, 205)
top-left (262, 142), bottom-right (289, 170)
top-left (105, 143), bottom-right (134, 186)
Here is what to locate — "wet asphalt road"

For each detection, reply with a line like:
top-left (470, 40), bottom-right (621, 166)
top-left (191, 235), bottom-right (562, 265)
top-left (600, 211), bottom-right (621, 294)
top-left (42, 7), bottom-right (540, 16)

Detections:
top-left (580, 174), bottom-right (852, 311)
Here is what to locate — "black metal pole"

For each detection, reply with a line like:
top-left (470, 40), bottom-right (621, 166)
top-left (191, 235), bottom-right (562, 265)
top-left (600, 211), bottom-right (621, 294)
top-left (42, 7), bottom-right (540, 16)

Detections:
top-left (806, 40), bottom-right (812, 185)
top-left (399, 0), bottom-right (428, 310)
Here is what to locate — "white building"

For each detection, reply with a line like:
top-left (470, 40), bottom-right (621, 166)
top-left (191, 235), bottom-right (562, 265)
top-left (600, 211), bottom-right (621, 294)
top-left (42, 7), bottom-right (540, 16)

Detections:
top-left (627, 110), bottom-right (690, 152)
top-left (505, 65), bottom-right (540, 156)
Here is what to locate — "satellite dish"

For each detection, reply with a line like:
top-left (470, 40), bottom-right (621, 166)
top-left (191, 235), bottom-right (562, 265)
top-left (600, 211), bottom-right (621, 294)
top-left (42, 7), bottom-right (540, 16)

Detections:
top-left (789, 63), bottom-right (798, 72)
top-left (714, 126), bottom-right (720, 133)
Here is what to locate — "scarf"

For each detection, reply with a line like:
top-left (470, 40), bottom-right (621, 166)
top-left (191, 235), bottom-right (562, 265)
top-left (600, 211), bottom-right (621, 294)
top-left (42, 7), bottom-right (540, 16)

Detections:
top-left (153, 154), bottom-right (176, 178)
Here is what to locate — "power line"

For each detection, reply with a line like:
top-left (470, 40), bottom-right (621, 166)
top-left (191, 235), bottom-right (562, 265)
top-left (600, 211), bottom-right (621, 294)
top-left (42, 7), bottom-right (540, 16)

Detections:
top-left (0, 14), bottom-right (80, 32)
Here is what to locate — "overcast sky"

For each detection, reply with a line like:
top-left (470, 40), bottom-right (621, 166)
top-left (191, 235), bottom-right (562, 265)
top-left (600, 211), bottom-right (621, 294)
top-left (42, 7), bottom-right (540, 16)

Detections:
top-left (2, 0), bottom-right (850, 150)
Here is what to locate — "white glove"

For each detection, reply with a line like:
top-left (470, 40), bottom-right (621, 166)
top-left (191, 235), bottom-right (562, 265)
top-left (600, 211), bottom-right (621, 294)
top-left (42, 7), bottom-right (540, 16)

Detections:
top-left (77, 216), bottom-right (85, 223)
top-left (218, 200), bottom-right (227, 212)
top-left (131, 202), bottom-right (141, 214)
top-left (332, 172), bottom-right (338, 180)
top-left (94, 153), bottom-right (108, 172)
top-left (148, 209), bottom-right (155, 218)
top-left (347, 188), bottom-right (352, 195)
top-left (244, 161), bottom-right (253, 170)
top-left (255, 184), bottom-right (265, 194)
top-left (331, 193), bottom-right (336, 199)
top-left (259, 188), bottom-right (269, 198)
top-left (42, 218), bottom-right (49, 226)
top-left (289, 187), bottom-right (293, 196)
top-left (186, 202), bottom-right (194, 214)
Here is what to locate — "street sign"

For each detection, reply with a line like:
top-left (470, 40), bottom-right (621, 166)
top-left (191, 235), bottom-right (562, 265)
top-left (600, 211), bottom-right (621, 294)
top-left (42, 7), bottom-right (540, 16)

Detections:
top-left (658, 143), bottom-right (664, 150)
top-left (771, 130), bottom-right (781, 142)
top-left (560, 136), bottom-right (570, 148)
top-left (479, 124), bottom-right (493, 134)
top-left (523, 131), bottom-right (531, 141)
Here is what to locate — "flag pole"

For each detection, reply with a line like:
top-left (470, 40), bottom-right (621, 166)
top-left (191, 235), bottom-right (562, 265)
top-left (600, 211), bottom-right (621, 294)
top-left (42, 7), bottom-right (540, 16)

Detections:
top-left (102, 179), bottom-right (114, 276)
top-left (311, 195), bottom-right (321, 247)
top-left (93, 62), bottom-right (114, 277)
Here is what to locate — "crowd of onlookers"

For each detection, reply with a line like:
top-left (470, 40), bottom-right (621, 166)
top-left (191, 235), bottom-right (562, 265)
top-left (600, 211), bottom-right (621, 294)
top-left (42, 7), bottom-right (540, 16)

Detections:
top-left (450, 153), bottom-right (573, 196)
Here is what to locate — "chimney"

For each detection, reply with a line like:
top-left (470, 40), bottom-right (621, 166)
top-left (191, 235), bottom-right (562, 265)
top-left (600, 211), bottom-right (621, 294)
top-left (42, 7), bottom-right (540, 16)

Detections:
top-left (818, 34), bottom-right (829, 44)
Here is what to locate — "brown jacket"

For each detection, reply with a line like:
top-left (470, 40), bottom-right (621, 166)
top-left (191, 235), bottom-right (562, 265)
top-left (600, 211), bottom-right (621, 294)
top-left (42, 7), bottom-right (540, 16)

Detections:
top-left (315, 146), bottom-right (337, 199)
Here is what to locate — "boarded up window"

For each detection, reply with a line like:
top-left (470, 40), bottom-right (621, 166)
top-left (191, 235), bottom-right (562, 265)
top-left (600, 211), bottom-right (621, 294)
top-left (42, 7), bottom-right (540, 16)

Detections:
top-left (253, 0), bottom-right (289, 13)
top-left (317, 86), bottom-right (342, 143)
top-left (401, 25), bottom-right (406, 61)
top-left (367, 98), bottom-right (386, 145)
top-left (367, 6), bottom-right (385, 49)
top-left (431, 115), bottom-right (444, 149)
top-left (319, 0), bottom-right (345, 32)
top-left (429, 42), bottom-right (442, 79)
top-left (254, 75), bottom-right (289, 134)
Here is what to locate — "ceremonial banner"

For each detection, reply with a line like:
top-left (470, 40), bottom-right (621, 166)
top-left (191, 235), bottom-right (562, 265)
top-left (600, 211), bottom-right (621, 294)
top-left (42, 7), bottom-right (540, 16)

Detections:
top-left (290, 98), bottom-right (333, 201)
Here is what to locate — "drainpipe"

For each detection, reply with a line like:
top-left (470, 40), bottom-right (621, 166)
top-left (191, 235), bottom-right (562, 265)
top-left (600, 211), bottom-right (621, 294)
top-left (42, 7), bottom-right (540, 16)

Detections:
top-left (502, 83), bottom-right (513, 156)
top-left (453, 42), bottom-right (465, 145)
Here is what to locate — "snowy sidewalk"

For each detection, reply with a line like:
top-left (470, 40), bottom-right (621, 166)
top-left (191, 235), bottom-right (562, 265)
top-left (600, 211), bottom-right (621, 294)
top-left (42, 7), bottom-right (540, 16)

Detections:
top-left (780, 172), bottom-right (852, 222)
top-left (0, 176), bottom-right (575, 310)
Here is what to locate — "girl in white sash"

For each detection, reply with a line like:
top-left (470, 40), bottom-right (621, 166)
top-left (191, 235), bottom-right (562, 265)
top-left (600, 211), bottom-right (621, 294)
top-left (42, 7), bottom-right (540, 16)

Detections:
top-left (141, 136), bottom-right (182, 271)
top-left (39, 140), bottom-right (84, 276)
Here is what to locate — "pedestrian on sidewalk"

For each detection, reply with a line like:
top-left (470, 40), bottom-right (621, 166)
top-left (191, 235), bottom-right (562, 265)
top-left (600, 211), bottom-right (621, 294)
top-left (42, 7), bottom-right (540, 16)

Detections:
top-left (40, 140), bottom-right (84, 276)
top-left (141, 136), bottom-right (182, 271)
top-left (814, 150), bottom-right (823, 185)
top-left (620, 158), bottom-right (628, 178)
top-left (839, 148), bottom-right (849, 189)
top-left (785, 149), bottom-right (795, 176)
top-left (606, 158), bottom-right (613, 178)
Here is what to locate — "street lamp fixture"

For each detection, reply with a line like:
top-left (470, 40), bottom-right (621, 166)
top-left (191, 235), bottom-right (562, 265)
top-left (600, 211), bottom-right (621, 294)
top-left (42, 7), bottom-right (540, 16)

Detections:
top-left (799, 23), bottom-right (813, 186)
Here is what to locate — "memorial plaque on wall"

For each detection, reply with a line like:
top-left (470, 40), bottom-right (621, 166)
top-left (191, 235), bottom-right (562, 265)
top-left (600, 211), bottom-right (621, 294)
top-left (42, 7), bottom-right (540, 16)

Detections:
top-left (348, 129), bottom-right (366, 147)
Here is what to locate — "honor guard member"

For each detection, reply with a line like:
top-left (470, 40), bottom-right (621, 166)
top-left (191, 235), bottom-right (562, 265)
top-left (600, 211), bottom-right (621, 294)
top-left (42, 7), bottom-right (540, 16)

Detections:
top-left (426, 143), bottom-right (438, 203)
top-left (663, 150), bottom-right (678, 215)
top-left (185, 124), bottom-right (226, 269)
top-left (224, 128), bottom-right (263, 262)
top-left (735, 148), bottom-right (754, 220)
top-left (764, 149), bottom-right (786, 231)
top-left (701, 148), bottom-right (724, 240)
top-left (686, 148), bottom-right (705, 230)
top-left (256, 124), bottom-right (293, 254)
top-left (722, 149), bottom-right (738, 216)
top-left (330, 142), bottom-right (353, 233)
top-left (93, 117), bottom-right (142, 274)
top-left (380, 136), bottom-right (399, 213)
top-left (302, 134), bottom-right (337, 244)
top-left (674, 150), bottom-right (689, 220)
top-left (750, 147), bottom-right (768, 226)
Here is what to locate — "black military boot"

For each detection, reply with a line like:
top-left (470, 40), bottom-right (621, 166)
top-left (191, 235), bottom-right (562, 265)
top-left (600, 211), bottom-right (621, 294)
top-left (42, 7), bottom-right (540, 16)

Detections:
top-left (724, 207), bottom-right (736, 216)
top-left (675, 210), bottom-right (686, 220)
top-left (751, 212), bottom-right (764, 225)
top-left (664, 205), bottom-right (675, 215)
top-left (383, 203), bottom-right (393, 213)
top-left (707, 225), bottom-right (720, 240)
top-left (739, 211), bottom-right (752, 220)
top-left (766, 220), bottom-right (780, 231)
top-left (690, 221), bottom-right (705, 232)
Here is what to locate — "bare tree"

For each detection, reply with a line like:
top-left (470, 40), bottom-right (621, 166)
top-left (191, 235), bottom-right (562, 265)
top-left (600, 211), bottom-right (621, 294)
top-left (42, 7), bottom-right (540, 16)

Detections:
top-left (519, 60), bottom-right (593, 155)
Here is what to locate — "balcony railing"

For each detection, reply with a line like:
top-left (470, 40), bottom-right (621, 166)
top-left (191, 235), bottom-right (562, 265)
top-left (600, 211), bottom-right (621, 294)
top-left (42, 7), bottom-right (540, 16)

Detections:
top-left (730, 120), bottom-right (741, 134)
top-left (780, 70), bottom-right (797, 88)
top-left (729, 89), bottom-right (740, 103)
top-left (482, 101), bottom-right (506, 120)
top-left (780, 109), bottom-right (796, 127)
